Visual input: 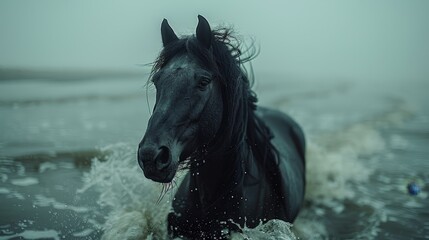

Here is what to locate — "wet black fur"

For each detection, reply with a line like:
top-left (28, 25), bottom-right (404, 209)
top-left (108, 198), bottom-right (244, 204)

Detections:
top-left (145, 18), bottom-right (306, 239)
top-left (150, 28), bottom-right (279, 170)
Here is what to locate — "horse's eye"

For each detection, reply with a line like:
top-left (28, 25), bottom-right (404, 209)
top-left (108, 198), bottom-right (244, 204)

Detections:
top-left (198, 77), bottom-right (211, 89)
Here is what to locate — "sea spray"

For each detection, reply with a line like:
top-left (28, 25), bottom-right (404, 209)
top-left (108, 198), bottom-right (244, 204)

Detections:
top-left (78, 143), bottom-right (171, 239)
top-left (305, 124), bottom-right (385, 201)
top-left (230, 220), bottom-right (296, 240)
top-left (79, 121), bottom-right (388, 239)
top-left (292, 123), bottom-right (387, 239)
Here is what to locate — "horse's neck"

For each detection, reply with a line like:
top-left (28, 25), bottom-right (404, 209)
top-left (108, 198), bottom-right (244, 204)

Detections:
top-left (191, 144), bottom-right (248, 210)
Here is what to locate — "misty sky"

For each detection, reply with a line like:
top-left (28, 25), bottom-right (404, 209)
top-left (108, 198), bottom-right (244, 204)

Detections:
top-left (0, 0), bottom-right (428, 82)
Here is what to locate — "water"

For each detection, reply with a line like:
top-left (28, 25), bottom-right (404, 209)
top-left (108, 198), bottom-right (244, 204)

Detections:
top-left (0, 75), bottom-right (428, 239)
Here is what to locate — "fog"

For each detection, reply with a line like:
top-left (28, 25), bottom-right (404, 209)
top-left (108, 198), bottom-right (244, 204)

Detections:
top-left (0, 2), bottom-right (428, 239)
top-left (1, 0), bottom-right (428, 82)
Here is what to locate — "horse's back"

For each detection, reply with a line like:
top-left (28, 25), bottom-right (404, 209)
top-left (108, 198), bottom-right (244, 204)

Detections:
top-left (257, 107), bottom-right (306, 221)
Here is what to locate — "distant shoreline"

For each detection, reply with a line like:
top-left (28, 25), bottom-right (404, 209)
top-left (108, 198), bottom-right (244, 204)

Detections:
top-left (0, 66), bottom-right (146, 81)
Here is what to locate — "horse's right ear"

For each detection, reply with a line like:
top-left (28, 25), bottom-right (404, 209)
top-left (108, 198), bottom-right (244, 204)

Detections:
top-left (161, 19), bottom-right (178, 47)
top-left (196, 15), bottom-right (212, 49)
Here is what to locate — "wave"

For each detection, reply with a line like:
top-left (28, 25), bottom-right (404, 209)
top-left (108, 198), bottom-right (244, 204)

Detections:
top-left (79, 117), bottom-right (389, 239)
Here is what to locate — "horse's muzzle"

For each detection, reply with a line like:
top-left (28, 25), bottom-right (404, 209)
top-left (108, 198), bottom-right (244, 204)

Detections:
top-left (138, 145), bottom-right (177, 183)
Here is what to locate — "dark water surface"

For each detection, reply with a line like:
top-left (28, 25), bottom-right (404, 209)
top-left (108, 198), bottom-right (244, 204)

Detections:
top-left (0, 77), bottom-right (428, 239)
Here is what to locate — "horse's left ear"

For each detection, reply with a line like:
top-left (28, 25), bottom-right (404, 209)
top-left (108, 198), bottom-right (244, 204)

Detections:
top-left (161, 19), bottom-right (178, 47)
top-left (196, 15), bottom-right (212, 49)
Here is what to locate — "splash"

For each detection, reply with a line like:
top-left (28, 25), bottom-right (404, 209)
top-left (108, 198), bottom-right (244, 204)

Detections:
top-left (231, 220), bottom-right (296, 240)
top-left (80, 120), bottom-right (388, 239)
top-left (78, 143), bottom-right (297, 239)
top-left (78, 143), bottom-right (172, 240)
top-left (291, 123), bottom-right (388, 239)
top-left (305, 124), bottom-right (385, 201)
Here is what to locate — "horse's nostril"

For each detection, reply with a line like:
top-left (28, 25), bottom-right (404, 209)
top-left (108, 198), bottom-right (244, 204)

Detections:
top-left (155, 146), bottom-right (171, 170)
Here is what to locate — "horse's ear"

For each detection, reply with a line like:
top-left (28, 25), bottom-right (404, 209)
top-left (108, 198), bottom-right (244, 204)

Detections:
top-left (161, 19), bottom-right (178, 47)
top-left (196, 15), bottom-right (212, 49)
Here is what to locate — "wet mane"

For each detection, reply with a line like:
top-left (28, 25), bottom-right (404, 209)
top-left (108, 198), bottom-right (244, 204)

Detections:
top-left (150, 27), bottom-right (276, 169)
top-left (139, 19), bottom-right (306, 238)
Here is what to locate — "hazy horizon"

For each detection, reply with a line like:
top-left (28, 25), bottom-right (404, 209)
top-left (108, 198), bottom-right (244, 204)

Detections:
top-left (1, 0), bottom-right (428, 83)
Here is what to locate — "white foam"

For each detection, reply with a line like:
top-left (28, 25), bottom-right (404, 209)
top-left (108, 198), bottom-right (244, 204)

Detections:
top-left (0, 187), bottom-right (10, 194)
top-left (403, 199), bottom-right (424, 208)
top-left (305, 124), bottom-right (385, 201)
top-left (231, 219), bottom-right (296, 240)
top-left (79, 143), bottom-right (171, 240)
top-left (39, 162), bottom-right (57, 173)
top-left (34, 194), bottom-right (89, 213)
top-left (389, 134), bottom-right (408, 149)
top-left (9, 191), bottom-right (25, 200)
top-left (0, 173), bottom-right (7, 182)
top-left (293, 217), bottom-right (328, 240)
top-left (72, 228), bottom-right (94, 237)
top-left (80, 121), bottom-right (387, 239)
top-left (10, 177), bottom-right (39, 186)
top-left (0, 229), bottom-right (60, 240)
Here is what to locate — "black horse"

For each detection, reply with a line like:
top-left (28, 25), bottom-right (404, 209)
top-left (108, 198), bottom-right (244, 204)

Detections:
top-left (138, 15), bottom-right (305, 239)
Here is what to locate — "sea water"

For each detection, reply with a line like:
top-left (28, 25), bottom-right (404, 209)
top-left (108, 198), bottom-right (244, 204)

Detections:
top-left (0, 76), bottom-right (428, 239)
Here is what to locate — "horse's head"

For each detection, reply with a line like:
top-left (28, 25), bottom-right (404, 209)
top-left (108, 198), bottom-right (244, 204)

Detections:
top-left (138, 16), bottom-right (224, 183)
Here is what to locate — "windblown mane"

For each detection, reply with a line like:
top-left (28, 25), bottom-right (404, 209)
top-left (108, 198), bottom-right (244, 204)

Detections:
top-left (149, 28), bottom-right (277, 169)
